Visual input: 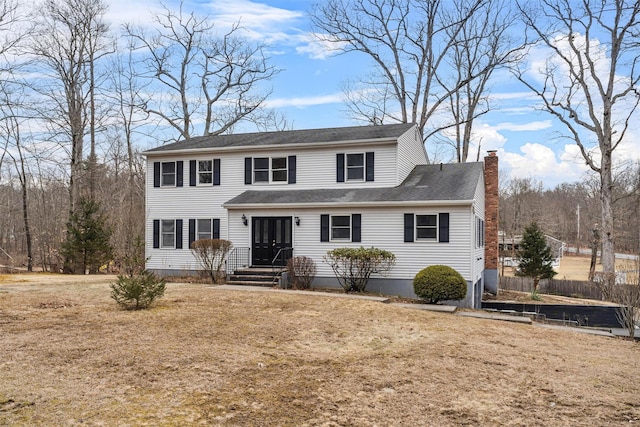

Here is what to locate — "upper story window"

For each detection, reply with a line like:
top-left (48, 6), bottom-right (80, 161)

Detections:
top-left (253, 157), bottom-right (288, 183)
top-left (161, 162), bottom-right (176, 186)
top-left (271, 157), bottom-right (288, 182)
top-left (346, 154), bottom-right (364, 180)
top-left (245, 156), bottom-right (296, 185)
top-left (416, 214), bottom-right (437, 241)
top-left (337, 152), bottom-right (374, 183)
top-left (153, 161), bottom-right (183, 188)
top-left (198, 160), bottom-right (212, 184)
top-left (254, 157), bottom-right (270, 182)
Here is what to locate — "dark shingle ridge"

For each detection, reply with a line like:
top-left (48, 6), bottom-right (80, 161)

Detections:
top-left (145, 122), bottom-right (416, 153)
top-left (224, 162), bottom-right (484, 206)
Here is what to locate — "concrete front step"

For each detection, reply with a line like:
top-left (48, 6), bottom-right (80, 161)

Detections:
top-left (228, 267), bottom-right (286, 287)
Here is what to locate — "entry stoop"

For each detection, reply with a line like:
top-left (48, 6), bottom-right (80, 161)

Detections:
top-left (227, 267), bottom-right (286, 287)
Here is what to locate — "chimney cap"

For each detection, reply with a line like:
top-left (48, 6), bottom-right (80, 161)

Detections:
top-left (486, 150), bottom-right (497, 157)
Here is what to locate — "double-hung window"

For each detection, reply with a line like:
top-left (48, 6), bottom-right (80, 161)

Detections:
top-left (404, 213), bottom-right (449, 243)
top-left (197, 219), bottom-right (213, 240)
top-left (416, 215), bottom-right (437, 241)
top-left (161, 162), bottom-right (176, 186)
top-left (346, 154), bottom-right (364, 181)
top-left (161, 220), bottom-right (176, 248)
top-left (320, 214), bottom-right (361, 242)
top-left (254, 157), bottom-right (270, 183)
top-left (331, 215), bottom-right (351, 240)
top-left (271, 157), bottom-right (288, 182)
top-left (253, 157), bottom-right (288, 183)
top-left (198, 160), bottom-right (212, 184)
top-left (337, 152), bottom-right (374, 182)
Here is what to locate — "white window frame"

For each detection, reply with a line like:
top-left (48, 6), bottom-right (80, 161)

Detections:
top-left (346, 153), bottom-right (365, 181)
top-left (415, 214), bottom-right (437, 241)
top-left (196, 218), bottom-right (213, 241)
top-left (161, 219), bottom-right (176, 248)
top-left (331, 215), bottom-right (351, 241)
top-left (271, 157), bottom-right (288, 182)
top-left (253, 156), bottom-right (288, 184)
top-left (161, 162), bottom-right (176, 187)
top-left (198, 160), bottom-right (213, 185)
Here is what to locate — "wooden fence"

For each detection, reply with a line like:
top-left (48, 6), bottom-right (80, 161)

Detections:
top-left (499, 276), bottom-right (604, 300)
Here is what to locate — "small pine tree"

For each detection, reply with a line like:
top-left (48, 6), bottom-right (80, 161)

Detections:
top-left (515, 222), bottom-right (557, 292)
top-left (62, 198), bottom-right (113, 274)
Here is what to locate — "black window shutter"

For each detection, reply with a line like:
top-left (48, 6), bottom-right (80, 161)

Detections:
top-left (175, 219), bottom-right (183, 249)
top-left (439, 213), bottom-right (450, 243)
top-left (188, 219), bottom-right (195, 248)
top-left (153, 219), bottom-right (160, 248)
top-left (153, 162), bottom-right (160, 188)
top-left (244, 157), bottom-right (252, 185)
top-left (176, 161), bottom-right (183, 187)
top-left (366, 152), bottom-right (375, 181)
top-left (213, 159), bottom-right (221, 186)
top-left (213, 219), bottom-right (220, 239)
top-left (321, 214), bottom-right (329, 242)
top-left (189, 160), bottom-right (196, 186)
top-left (352, 214), bottom-right (361, 242)
top-left (404, 213), bottom-right (414, 242)
top-left (336, 153), bottom-right (345, 182)
top-left (288, 155), bottom-right (296, 184)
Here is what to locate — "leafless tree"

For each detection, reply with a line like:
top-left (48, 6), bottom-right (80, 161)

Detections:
top-left (440, 0), bottom-right (521, 162)
top-left (29, 0), bottom-right (110, 214)
top-left (515, 0), bottom-right (640, 287)
top-left (310, 0), bottom-right (521, 161)
top-left (125, 4), bottom-right (279, 141)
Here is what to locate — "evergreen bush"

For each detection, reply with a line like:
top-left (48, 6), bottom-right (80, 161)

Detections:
top-left (110, 270), bottom-right (166, 310)
top-left (413, 265), bottom-right (467, 304)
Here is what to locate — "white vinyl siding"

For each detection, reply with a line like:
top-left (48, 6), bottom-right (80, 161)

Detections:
top-left (226, 205), bottom-right (475, 281)
top-left (396, 125), bottom-right (427, 184)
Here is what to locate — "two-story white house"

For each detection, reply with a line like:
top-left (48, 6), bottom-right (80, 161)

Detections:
top-left (143, 123), bottom-right (499, 308)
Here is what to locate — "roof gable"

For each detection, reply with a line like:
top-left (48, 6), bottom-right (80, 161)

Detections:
top-left (144, 123), bottom-right (416, 154)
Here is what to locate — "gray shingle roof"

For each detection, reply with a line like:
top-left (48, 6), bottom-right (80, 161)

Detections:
top-left (224, 162), bottom-right (484, 207)
top-left (144, 123), bottom-right (416, 153)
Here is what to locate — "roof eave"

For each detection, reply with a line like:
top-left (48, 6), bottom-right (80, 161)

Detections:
top-left (223, 199), bottom-right (475, 209)
top-left (142, 136), bottom-right (401, 157)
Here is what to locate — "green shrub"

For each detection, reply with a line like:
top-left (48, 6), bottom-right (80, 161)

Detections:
top-left (110, 270), bottom-right (166, 310)
top-left (413, 265), bottom-right (467, 304)
top-left (287, 256), bottom-right (317, 290)
top-left (323, 247), bottom-right (395, 293)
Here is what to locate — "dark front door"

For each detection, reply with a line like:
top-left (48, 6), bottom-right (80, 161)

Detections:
top-left (252, 217), bottom-right (292, 266)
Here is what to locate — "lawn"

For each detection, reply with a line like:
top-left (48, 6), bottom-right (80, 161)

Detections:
top-left (0, 274), bottom-right (638, 426)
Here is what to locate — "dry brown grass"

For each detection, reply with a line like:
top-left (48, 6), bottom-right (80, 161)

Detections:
top-left (1, 274), bottom-right (639, 426)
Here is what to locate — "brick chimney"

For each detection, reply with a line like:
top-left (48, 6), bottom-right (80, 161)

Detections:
top-left (484, 150), bottom-right (499, 294)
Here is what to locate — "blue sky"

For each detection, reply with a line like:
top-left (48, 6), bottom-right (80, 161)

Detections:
top-left (105, 0), bottom-right (639, 189)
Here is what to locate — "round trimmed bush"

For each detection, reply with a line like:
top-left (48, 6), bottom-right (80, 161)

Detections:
top-left (413, 265), bottom-right (467, 304)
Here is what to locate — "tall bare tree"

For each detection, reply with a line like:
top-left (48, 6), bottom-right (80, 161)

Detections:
top-left (441, 0), bottom-right (520, 162)
top-left (310, 0), bottom-right (520, 161)
top-left (125, 4), bottom-right (279, 141)
top-left (30, 0), bottom-right (110, 213)
top-left (515, 0), bottom-right (640, 285)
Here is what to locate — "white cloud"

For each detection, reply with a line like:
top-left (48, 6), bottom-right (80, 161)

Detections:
top-left (500, 143), bottom-right (591, 187)
top-left (295, 33), bottom-right (345, 60)
top-left (493, 121), bottom-right (553, 132)
top-left (264, 93), bottom-right (344, 108)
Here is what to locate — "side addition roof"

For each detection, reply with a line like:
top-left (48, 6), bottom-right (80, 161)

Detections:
top-left (224, 162), bottom-right (484, 208)
top-left (143, 123), bottom-right (416, 154)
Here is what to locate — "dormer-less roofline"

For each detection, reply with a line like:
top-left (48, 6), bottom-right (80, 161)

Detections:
top-left (142, 122), bottom-right (417, 156)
